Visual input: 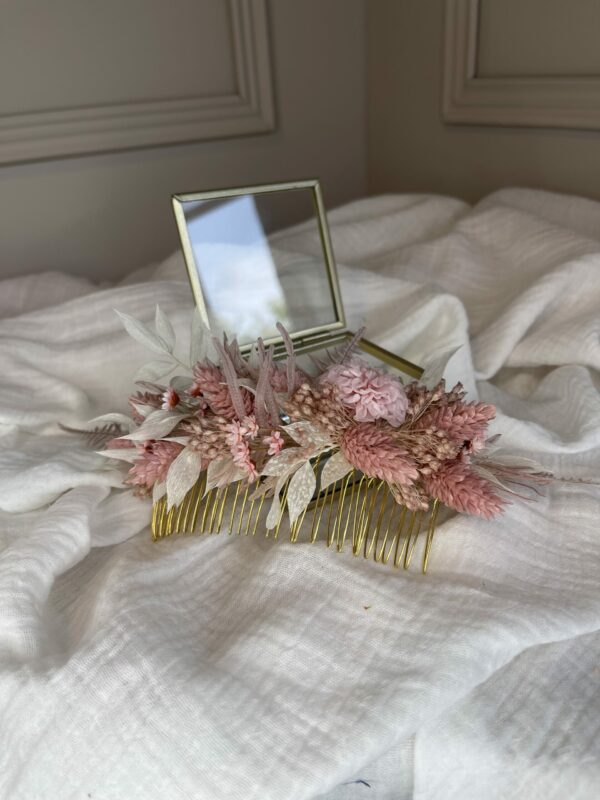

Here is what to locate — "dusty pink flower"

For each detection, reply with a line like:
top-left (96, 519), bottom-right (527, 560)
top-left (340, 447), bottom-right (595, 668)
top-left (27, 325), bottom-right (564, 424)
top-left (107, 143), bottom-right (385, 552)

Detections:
top-left (340, 423), bottom-right (418, 486)
top-left (423, 458), bottom-right (506, 519)
top-left (322, 357), bottom-right (409, 426)
top-left (263, 430), bottom-right (284, 456)
top-left (125, 441), bottom-right (183, 491)
top-left (161, 387), bottom-right (180, 410)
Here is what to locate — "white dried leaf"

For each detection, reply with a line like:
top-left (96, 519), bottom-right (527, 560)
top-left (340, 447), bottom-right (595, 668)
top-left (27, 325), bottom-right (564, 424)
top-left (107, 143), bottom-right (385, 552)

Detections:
top-left (115, 309), bottom-right (171, 356)
top-left (286, 460), bottom-right (316, 525)
top-left (154, 305), bottom-right (175, 352)
top-left (135, 360), bottom-right (173, 382)
top-left (420, 345), bottom-right (461, 388)
top-left (205, 457), bottom-right (245, 492)
top-left (319, 451), bottom-right (353, 492)
top-left (169, 375), bottom-right (194, 393)
top-left (166, 446), bottom-right (203, 509)
top-left (285, 421), bottom-right (331, 449)
top-left (96, 448), bottom-right (138, 464)
top-left (265, 471), bottom-right (297, 530)
top-left (190, 309), bottom-right (211, 366)
top-left (247, 342), bottom-right (260, 372)
top-left (261, 447), bottom-right (304, 477)
top-left (129, 402), bottom-right (154, 420)
top-left (266, 493), bottom-right (282, 530)
top-left (249, 475), bottom-right (277, 501)
top-left (122, 410), bottom-right (187, 442)
top-left (152, 481), bottom-right (167, 501)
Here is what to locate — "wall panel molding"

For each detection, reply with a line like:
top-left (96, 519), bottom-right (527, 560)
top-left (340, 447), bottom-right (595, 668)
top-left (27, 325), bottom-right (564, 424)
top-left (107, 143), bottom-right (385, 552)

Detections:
top-left (442, 0), bottom-right (600, 129)
top-left (0, 0), bottom-right (275, 166)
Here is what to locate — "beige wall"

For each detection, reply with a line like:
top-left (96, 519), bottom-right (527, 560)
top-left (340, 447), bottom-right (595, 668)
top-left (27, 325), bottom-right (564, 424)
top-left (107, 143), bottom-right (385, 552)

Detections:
top-left (367, 0), bottom-right (600, 203)
top-left (0, 0), bottom-right (366, 282)
top-left (8, 0), bottom-right (600, 284)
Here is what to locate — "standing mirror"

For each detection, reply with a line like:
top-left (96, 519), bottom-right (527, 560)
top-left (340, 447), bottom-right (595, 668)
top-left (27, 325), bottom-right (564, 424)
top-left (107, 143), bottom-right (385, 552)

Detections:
top-left (172, 180), bottom-right (345, 350)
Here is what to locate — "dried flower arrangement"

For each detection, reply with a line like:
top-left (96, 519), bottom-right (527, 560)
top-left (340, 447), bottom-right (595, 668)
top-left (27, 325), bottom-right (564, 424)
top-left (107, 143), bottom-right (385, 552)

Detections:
top-left (83, 307), bottom-right (554, 571)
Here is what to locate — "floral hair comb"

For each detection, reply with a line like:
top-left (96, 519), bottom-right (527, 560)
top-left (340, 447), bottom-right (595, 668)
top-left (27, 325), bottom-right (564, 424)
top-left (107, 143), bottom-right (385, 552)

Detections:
top-left (72, 306), bottom-right (557, 574)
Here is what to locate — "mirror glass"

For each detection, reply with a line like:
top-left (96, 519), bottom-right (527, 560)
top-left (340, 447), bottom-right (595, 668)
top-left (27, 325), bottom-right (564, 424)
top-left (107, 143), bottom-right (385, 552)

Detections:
top-left (174, 185), bottom-right (342, 345)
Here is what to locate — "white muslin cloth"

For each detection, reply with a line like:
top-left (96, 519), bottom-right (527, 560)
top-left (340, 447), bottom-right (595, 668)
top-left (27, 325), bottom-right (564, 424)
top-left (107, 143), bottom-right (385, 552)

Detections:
top-left (0, 189), bottom-right (599, 799)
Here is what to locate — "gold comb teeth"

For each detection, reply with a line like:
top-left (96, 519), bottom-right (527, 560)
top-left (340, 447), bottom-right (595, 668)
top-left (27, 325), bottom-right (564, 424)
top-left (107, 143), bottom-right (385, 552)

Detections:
top-left (152, 471), bottom-right (441, 574)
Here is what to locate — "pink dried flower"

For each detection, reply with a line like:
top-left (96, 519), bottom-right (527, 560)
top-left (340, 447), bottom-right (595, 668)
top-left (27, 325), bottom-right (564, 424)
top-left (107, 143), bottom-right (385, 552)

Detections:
top-left (423, 458), bottom-right (506, 519)
top-left (340, 423), bottom-right (418, 486)
top-left (322, 357), bottom-right (409, 427)
top-left (230, 438), bottom-right (258, 481)
top-left (419, 401), bottom-right (495, 445)
top-left (241, 415), bottom-right (259, 439)
top-left (224, 420), bottom-right (245, 448)
top-left (125, 441), bottom-right (184, 491)
top-left (224, 415), bottom-right (259, 449)
top-left (246, 461), bottom-right (259, 482)
top-left (263, 430), bottom-right (284, 456)
top-left (161, 387), bottom-right (180, 410)
top-left (191, 361), bottom-right (253, 420)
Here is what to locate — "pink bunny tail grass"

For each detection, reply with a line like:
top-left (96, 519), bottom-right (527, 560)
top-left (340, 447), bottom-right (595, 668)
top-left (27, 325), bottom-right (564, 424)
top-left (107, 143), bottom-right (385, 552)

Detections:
top-left (192, 361), bottom-right (253, 420)
top-left (423, 459), bottom-right (507, 519)
top-left (125, 441), bottom-right (184, 493)
top-left (419, 401), bottom-right (496, 445)
top-left (341, 423), bottom-right (419, 487)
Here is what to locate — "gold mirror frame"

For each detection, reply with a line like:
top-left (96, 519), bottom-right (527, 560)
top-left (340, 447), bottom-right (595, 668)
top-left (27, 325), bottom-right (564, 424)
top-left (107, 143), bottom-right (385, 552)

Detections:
top-left (172, 178), bottom-right (423, 380)
top-left (172, 178), bottom-right (346, 353)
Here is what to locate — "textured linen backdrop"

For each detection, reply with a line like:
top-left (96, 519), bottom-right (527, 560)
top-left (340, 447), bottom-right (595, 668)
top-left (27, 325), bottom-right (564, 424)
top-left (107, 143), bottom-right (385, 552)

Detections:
top-left (0, 189), bottom-right (599, 799)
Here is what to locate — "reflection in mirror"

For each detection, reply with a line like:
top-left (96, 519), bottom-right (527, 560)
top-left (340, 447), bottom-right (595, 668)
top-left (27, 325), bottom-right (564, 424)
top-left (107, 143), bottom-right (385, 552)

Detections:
top-left (176, 186), bottom-right (341, 345)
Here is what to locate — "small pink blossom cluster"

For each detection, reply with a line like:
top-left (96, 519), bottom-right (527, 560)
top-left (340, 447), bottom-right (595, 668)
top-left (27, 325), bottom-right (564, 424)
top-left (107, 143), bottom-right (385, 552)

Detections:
top-left (224, 417), bottom-right (260, 480)
top-left (107, 323), bottom-right (548, 519)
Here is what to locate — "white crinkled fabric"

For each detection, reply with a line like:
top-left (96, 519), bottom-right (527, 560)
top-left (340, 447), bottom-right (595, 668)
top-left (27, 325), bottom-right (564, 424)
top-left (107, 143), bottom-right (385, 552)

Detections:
top-left (0, 190), bottom-right (598, 799)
